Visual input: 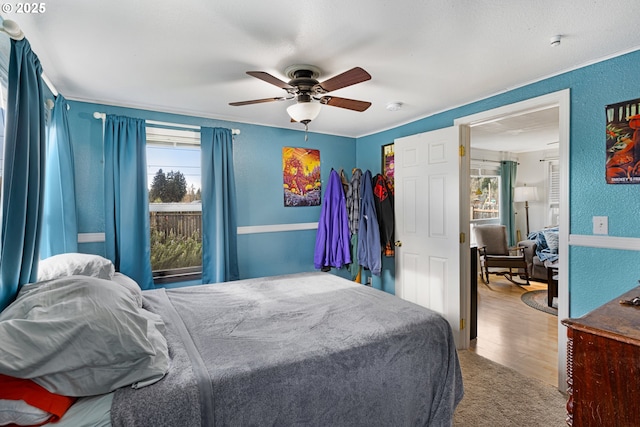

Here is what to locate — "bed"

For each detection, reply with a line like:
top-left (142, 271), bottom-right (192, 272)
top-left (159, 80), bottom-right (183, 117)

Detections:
top-left (0, 254), bottom-right (463, 427)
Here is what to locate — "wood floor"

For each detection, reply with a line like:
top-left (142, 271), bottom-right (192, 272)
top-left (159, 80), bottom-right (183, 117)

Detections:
top-left (469, 274), bottom-right (559, 387)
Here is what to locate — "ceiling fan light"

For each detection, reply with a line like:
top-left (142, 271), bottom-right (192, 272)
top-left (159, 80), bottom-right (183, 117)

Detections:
top-left (287, 102), bottom-right (322, 124)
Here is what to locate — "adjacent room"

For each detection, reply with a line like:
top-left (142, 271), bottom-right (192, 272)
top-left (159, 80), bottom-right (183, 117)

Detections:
top-left (469, 107), bottom-right (560, 386)
top-left (1, 1), bottom-right (640, 426)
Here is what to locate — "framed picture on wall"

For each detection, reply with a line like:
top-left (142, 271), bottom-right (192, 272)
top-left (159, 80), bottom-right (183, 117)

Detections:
top-left (605, 97), bottom-right (640, 184)
top-left (382, 143), bottom-right (394, 190)
top-left (282, 147), bottom-right (321, 206)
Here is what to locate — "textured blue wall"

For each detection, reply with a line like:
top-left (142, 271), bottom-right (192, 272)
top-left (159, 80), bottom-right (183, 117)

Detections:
top-left (66, 49), bottom-right (640, 314)
top-left (66, 101), bottom-right (356, 281)
top-left (357, 49), bottom-right (640, 316)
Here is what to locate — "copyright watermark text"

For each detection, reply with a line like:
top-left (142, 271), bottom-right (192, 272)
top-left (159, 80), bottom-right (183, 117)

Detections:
top-left (2, 3), bottom-right (46, 13)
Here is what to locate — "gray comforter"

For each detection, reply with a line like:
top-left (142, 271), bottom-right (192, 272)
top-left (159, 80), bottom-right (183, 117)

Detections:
top-left (111, 272), bottom-right (463, 426)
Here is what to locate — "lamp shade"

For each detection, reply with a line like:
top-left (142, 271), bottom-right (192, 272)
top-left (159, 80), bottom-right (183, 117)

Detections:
top-left (287, 102), bottom-right (321, 124)
top-left (513, 186), bottom-right (538, 202)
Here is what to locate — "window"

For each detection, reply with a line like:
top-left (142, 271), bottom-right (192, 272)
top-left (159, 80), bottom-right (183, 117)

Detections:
top-left (548, 161), bottom-right (560, 226)
top-left (0, 34), bottom-right (9, 189)
top-left (470, 161), bottom-right (502, 245)
top-left (146, 126), bottom-right (202, 284)
top-left (470, 175), bottom-right (500, 221)
top-left (0, 84), bottom-right (5, 189)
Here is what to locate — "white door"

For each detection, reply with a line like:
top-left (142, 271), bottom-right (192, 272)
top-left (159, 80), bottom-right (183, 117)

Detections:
top-left (395, 126), bottom-right (469, 347)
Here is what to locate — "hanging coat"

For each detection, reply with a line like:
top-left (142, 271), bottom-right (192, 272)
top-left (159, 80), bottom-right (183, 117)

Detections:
top-left (358, 170), bottom-right (382, 275)
top-left (347, 168), bottom-right (362, 236)
top-left (314, 169), bottom-right (351, 270)
top-left (373, 173), bottom-right (395, 257)
top-left (346, 168), bottom-right (363, 281)
top-left (339, 169), bottom-right (350, 197)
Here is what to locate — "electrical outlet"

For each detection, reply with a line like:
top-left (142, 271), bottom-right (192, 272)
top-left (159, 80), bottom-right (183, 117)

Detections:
top-left (593, 216), bottom-right (608, 235)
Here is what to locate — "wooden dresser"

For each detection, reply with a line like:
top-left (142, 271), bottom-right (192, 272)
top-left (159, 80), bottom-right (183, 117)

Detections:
top-left (562, 286), bottom-right (640, 427)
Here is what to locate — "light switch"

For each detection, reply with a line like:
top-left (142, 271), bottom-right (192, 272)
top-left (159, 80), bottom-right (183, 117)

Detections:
top-left (593, 216), bottom-right (608, 235)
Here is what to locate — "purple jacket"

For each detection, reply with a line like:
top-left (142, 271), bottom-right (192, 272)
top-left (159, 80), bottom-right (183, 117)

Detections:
top-left (314, 170), bottom-right (351, 269)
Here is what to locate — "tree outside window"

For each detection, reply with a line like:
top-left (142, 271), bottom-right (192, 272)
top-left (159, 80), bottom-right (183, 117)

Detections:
top-left (149, 169), bottom-right (190, 203)
top-left (470, 176), bottom-right (500, 220)
top-left (146, 136), bottom-right (202, 283)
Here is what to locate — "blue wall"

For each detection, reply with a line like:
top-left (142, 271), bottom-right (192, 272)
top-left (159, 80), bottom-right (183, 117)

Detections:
top-left (66, 49), bottom-right (640, 316)
top-left (66, 101), bottom-right (356, 281)
top-left (357, 49), bottom-right (640, 317)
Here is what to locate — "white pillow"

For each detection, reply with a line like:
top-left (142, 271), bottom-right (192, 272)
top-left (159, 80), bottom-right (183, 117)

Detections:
top-left (0, 373), bottom-right (77, 425)
top-left (111, 273), bottom-right (144, 307)
top-left (0, 399), bottom-right (50, 426)
top-left (542, 230), bottom-right (559, 253)
top-left (38, 253), bottom-right (115, 282)
top-left (0, 275), bottom-right (168, 396)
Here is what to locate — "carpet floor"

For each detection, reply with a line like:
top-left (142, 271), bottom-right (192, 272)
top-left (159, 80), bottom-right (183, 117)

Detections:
top-left (453, 350), bottom-right (567, 427)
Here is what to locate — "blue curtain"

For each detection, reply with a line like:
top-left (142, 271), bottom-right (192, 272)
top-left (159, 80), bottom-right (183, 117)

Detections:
top-left (500, 160), bottom-right (518, 246)
top-left (104, 115), bottom-right (153, 289)
top-left (200, 127), bottom-right (239, 283)
top-left (0, 39), bottom-right (46, 310)
top-left (40, 95), bottom-right (78, 259)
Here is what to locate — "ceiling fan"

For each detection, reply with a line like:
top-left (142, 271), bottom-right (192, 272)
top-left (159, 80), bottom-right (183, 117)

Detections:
top-left (229, 65), bottom-right (372, 126)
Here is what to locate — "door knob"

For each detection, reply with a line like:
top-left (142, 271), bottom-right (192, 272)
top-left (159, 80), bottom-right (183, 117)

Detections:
top-left (394, 241), bottom-right (402, 247)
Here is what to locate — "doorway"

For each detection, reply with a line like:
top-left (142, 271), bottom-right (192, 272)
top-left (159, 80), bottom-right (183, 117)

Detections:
top-left (469, 107), bottom-right (560, 386)
top-left (454, 89), bottom-right (570, 391)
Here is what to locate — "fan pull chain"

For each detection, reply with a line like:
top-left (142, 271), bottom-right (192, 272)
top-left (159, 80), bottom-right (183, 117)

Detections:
top-left (304, 123), bottom-right (309, 142)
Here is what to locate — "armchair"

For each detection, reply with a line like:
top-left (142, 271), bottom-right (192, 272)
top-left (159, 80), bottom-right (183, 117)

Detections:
top-left (474, 224), bottom-right (530, 286)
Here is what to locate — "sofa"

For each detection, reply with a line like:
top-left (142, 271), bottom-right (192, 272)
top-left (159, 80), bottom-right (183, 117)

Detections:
top-left (518, 227), bottom-right (559, 282)
top-left (518, 239), bottom-right (547, 281)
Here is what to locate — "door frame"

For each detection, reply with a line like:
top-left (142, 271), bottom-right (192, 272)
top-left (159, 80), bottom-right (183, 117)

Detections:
top-left (454, 89), bottom-right (570, 392)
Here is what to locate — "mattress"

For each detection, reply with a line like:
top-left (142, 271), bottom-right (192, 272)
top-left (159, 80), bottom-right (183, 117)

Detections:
top-left (110, 272), bottom-right (463, 426)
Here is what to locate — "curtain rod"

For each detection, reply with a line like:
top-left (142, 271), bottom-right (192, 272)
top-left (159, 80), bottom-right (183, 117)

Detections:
top-left (470, 159), bottom-right (501, 165)
top-left (0, 18), bottom-right (59, 96)
top-left (92, 112), bottom-right (240, 135)
top-left (41, 73), bottom-right (58, 97)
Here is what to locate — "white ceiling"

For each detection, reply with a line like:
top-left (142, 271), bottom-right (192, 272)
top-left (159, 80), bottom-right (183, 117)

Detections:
top-left (471, 106), bottom-right (559, 153)
top-left (6, 1), bottom-right (640, 138)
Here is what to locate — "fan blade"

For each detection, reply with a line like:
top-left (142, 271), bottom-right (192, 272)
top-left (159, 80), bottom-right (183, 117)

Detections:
top-left (317, 67), bottom-right (371, 93)
top-left (246, 71), bottom-right (292, 89)
top-left (229, 97), bottom-right (286, 106)
top-left (321, 96), bottom-right (371, 112)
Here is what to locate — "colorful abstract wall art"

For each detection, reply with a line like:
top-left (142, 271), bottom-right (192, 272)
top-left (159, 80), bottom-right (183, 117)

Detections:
top-left (282, 147), bottom-right (321, 206)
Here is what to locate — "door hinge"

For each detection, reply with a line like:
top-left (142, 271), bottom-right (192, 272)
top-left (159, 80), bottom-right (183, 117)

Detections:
top-left (460, 318), bottom-right (465, 330)
top-left (460, 232), bottom-right (465, 243)
top-left (459, 145), bottom-right (465, 157)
